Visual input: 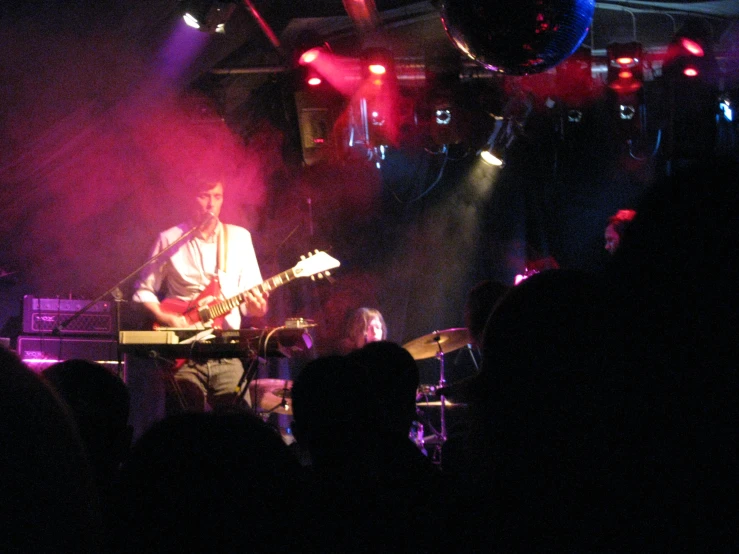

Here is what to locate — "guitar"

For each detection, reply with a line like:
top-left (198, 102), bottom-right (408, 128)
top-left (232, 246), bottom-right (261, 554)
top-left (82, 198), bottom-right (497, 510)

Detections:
top-left (157, 250), bottom-right (340, 329)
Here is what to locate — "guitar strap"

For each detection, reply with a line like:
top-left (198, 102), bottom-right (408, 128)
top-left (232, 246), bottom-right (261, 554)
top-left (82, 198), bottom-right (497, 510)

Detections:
top-left (217, 223), bottom-right (228, 274)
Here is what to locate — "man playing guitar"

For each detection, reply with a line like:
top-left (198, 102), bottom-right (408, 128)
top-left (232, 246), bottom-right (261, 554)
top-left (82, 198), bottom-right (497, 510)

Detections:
top-left (133, 177), bottom-right (268, 413)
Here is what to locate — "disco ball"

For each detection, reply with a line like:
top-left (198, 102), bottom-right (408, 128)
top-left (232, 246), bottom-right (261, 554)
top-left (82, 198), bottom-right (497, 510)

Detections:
top-left (440, 0), bottom-right (596, 76)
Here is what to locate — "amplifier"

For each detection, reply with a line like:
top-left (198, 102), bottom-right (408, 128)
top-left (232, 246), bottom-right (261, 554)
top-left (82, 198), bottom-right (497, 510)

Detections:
top-left (23, 295), bottom-right (113, 335)
top-left (17, 336), bottom-right (119, 374)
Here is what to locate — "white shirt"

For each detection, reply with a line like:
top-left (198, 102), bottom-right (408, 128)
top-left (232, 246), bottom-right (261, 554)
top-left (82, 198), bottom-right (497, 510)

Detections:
top-left (133, 221), bottom-right (263, 330)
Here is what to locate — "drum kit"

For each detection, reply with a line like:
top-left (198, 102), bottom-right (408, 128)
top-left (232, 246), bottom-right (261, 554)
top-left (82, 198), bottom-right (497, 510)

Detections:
top-left (248, 378), bottom-right (293, 415)
top-left (403, 327), bottom-right (472, 462)
top-left (246, 327), bottom-right (473, 463)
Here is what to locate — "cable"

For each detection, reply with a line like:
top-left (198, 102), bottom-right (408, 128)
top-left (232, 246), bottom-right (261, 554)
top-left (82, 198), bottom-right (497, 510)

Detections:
top-left (628, 128), bottom-right (662, 160)
top-left (389, 146), bottom-right (450, 204)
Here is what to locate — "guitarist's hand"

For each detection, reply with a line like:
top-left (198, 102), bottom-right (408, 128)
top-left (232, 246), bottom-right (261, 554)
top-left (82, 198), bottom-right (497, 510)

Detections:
top-left (160, 312), bottom-right (190, 328)
top-left (144, 302), bottom-right (189, 328)
top-left (244, 289), bottom-right (269, 317)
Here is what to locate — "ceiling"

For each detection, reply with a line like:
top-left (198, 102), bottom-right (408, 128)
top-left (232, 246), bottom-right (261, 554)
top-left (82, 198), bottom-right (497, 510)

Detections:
top-left (3, 1), bottom-right (737, 99)
top-left (202, 1), bottom-right (739, 72)
top-left (166, 0), bottom-right (739, 119)
top-left (3, 1), bottom-right (736, 183)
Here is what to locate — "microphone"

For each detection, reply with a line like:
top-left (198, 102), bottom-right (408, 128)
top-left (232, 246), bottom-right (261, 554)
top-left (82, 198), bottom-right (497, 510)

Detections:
top-left (199, 211), bottom-right (217, 230)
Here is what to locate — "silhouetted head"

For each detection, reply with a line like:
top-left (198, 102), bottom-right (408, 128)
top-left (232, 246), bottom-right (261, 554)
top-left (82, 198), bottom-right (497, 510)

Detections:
top-left (113, 410), bottom-right (306, 553)
top-left (42, 359), bottom-right (132, 481)
top-left (479, 269), bottom-right (606, 390)
top-left (0, 347), bottom-right (102, 552)
top-left (291, 355), bottom-right (375, 449)
top-left (347, 341), bottom-right (420, 434)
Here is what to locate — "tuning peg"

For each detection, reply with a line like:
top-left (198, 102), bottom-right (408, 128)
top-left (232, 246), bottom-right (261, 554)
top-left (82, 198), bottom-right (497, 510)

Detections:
top-left (325, 271), bottom-right (331, 277)
top-left (314, 249), bottom-right (319, 254)
top-left (300, 255), bottom-right (306, 260)
top-left (310, 276), bottom-right (315, 281)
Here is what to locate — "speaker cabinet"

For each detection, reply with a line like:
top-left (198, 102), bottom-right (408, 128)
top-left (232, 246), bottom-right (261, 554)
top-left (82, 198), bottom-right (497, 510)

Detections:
top-left (22, 296), bottom-right (113, 335)
top-left (17, 336), bottom-right (119, 374)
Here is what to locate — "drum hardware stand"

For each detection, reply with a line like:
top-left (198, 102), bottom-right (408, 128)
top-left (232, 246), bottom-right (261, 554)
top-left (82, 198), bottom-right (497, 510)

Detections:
top-left (233, 337), bottom-right (264, 410)
top-left (414, 339), bottom-right (450, 466)
top-left (403, 328), bottom-right (471, 467)
top-left (233, 325), bottom-right (290, 413)
top-left (430, 340), bottom-right (449, 465)
top-left (147, 350), bottom-right (190, 411)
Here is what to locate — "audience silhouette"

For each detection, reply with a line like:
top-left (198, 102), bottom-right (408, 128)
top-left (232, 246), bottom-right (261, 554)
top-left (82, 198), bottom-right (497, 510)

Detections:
top-left (447, 269), bottom-right (617, 551)
top-left (602, 156), bottom-right (738, 549)
top-left (41, 359), bottom-right (133, 548)
top-left (0, 346), bottom-right (103, 553)
top-left (291, 342), bottom-right (454, 552)
top-left (109, 408), bottom-right (309, 554)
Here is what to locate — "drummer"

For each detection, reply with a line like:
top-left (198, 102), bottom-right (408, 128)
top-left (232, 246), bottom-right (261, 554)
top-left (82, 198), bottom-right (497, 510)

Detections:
top-left (338, 307), bottom-right (387, 354)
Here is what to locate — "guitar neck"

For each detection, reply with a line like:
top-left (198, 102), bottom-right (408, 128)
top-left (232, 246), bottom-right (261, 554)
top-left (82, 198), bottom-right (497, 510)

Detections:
top-left (207, 268), bottom-right (299, 319)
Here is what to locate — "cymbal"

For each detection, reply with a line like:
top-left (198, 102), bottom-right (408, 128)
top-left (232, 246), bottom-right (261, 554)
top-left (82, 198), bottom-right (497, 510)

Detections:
top-left (248, 378), bottom-right (293, 415)
top-left (402, 328), bottom-right (471, 360)
top-left (416, 400), bottom-right (467, 409)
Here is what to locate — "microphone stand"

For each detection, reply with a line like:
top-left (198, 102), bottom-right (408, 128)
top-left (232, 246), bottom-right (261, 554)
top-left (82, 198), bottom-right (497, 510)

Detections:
top-left (54, 221), bottom-right (209, 377)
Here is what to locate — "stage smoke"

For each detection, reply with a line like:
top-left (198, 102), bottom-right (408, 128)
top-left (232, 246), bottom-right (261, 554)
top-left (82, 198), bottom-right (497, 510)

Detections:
top-left (440, 0), bottom-right (595, 76)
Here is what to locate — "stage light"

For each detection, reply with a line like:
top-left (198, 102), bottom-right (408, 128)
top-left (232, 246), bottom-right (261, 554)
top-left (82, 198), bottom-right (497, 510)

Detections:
top-left (719, 96), bottom-right (733, 122)
top-left (680, 37), bottom-right (705, 57)
top-left (479, 125), bottom-right (506, 167)
top-left (480, 146), bottom-right (505, 166)
top-left (619, 104), bottom-right (636, 120)
top-left (661, 21), bottom-right (720, 163)
top-left (567, 110), bottom-right (583, 123)
top-left (357, 48), bottom-right (398, 148)
top-left (427, 101), bottom-right (463, 146)
top-left (361, 48), bottom-right (395, 80)
top-left (180, 0), bottom-right (236, 33)
top-left (370, 110), bottom-right (386, 127)
top-left (368, 64), bottom-right (386, 76)
top-left (606, 43), bottom-right (645, 145)
top-left (299, 48), bottom-right (322, 65)
top-left (607, 42), bottom-right (644, 94)
top-left (615, 57), bottom-right (636, 66)
top-left (293, 41), bottom-right (344, 166)
top-left (435, 109), bottom-right (452, 126)
top-left (663, 21), bottom-right (713, 77)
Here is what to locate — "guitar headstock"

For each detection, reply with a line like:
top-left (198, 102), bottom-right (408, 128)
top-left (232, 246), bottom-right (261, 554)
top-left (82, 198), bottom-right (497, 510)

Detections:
top-left (294, 250), bottom-right (340, 280)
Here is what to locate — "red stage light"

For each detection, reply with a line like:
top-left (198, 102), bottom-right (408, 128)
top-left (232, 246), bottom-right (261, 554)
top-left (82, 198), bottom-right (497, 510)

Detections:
top-left (307, 76), bottom-right (322, 86)
top-left (680, 38), bottom-right (705, 57)
top-left (368, 64), bottom-right (386, 75)
top-left (607, 42), bottom-right (643, 95)
top-left (683, 66), bottom-right (699, 78)
top-left (610, 76), bottom-right (642, 94)
top-left (299, 48), bottom-right (321, 65)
